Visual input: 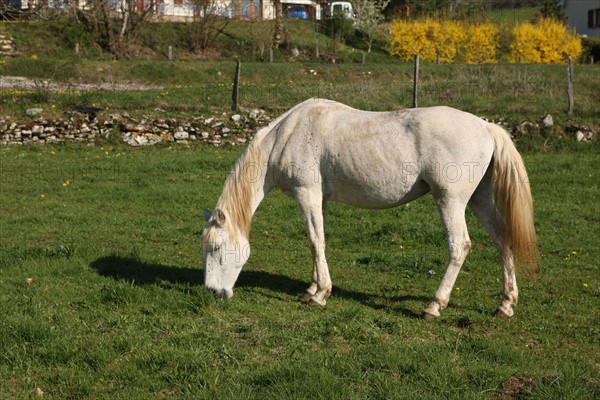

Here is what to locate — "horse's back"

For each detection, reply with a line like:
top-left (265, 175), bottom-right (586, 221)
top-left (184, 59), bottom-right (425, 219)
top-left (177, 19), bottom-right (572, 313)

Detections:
top-left (271, 99), bottom-right (492, 152)
top-left (265, 99), bottom-right (496, 207)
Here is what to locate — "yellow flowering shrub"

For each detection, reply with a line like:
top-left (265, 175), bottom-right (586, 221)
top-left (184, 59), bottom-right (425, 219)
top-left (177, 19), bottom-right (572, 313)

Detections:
top-left (509, 18), bottom-right (582, 63)
top-left (509, 22), bottom-right (542, 63)
top-left (390, 17), bottom-right (582, 64)
top-left (433, 20), bottom-right (465, 63)
top-left (390, 19), bottom-right (464, 63)
top-left (460, 23), bottom-right (499, 64)
top-left (389, 19), bottom-right (434, 61)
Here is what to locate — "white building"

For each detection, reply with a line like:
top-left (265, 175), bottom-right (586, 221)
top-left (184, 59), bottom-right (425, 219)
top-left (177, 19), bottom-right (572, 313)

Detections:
top-left (155, 0), bottom-right (323, 21)
top-left (2, 0), bottom-right (329, 21)
top-left (563, 0), bottom-right (600, 36)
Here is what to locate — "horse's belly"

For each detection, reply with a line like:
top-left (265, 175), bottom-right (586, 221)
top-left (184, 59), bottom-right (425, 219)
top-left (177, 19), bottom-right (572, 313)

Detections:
top-left (323, 173), bottom-right (430, 209)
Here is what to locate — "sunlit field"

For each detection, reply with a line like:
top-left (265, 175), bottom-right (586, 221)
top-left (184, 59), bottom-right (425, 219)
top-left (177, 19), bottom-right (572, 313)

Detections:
top-left (1, 142), bottom-right (598, 399)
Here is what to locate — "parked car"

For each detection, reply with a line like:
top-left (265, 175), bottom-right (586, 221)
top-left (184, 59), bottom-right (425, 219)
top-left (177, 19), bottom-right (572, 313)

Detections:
top-left (286, 5), bottom-right (310, 20)
top-left (326, 1), bottom-right (354, 20)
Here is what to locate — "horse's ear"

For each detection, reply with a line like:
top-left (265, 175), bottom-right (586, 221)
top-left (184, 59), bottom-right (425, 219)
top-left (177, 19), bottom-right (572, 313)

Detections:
top-left (203, 208), bottom-right (212, 222)
top-left (214, 208), bottom-right (227, 226)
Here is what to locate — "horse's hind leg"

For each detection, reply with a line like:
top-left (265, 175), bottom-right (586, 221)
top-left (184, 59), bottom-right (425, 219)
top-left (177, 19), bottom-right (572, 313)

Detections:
top-left (423, 197), bottom-right (471, 319)
top-left (469, 181), bottom-right (518, 319)
top-left (294, 188), bottom-right (332, 307)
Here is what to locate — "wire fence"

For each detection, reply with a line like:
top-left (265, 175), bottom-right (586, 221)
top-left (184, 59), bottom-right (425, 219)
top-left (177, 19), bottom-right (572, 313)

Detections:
top-left (1, 62), bottom-right (599, 120)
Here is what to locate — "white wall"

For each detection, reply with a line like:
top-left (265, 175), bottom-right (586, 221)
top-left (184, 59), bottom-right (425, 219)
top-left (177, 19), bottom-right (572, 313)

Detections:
top-left (565, 0), bottom-right (600, 37)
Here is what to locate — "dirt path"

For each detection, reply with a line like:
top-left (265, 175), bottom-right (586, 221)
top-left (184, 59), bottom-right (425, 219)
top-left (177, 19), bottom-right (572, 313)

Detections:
top-left (0, 76), bottom-right (163, 91)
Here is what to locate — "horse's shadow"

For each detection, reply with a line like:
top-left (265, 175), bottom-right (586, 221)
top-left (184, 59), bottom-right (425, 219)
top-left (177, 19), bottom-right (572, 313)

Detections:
top-left (89, 255), bottom-right (427, 318)
top-left (90, 255), bottom-right (202, 286)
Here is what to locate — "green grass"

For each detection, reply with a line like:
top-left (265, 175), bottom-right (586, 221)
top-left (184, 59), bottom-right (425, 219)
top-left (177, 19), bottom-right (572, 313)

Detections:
top-left (1, 59), bottom-right (599, 129)
top-left (1, 20), bottom-right (598, 138)
top-left (1, 143), bottom-right (598, 399)
top-left (488, 7), bottom-right (538, 24)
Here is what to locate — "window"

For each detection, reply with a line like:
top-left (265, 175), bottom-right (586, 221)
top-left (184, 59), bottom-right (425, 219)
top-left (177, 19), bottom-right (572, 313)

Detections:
top-left (588, 8), bottom-right (600, 29)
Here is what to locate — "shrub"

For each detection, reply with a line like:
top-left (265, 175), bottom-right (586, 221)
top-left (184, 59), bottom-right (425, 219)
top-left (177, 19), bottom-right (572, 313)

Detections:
top-left (433, 20), bottom-right (465, 63)
top-left (389, 19), bottom-right (464, 63)
top-left (389, 19), bottom-right (428, 61)
top-left (581, 36), bottom-right (600, 64)
top-left (509, 18), bottom-right (582, 63)
top-left (459, 22), bottom-right (499, 64)
top-left (390, 17), bottom-right (582, 64)
top-left (389, 19), bottom-right (498, 64)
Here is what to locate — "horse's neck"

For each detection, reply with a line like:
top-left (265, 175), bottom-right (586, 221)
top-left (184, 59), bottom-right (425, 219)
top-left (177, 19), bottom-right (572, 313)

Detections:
top-left (216, 137), bottom-right (272, 239)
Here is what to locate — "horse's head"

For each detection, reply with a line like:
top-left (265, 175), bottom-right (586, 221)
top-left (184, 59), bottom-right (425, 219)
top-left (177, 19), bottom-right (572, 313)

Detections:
top-left (202, 208), bottom-right (250, 300)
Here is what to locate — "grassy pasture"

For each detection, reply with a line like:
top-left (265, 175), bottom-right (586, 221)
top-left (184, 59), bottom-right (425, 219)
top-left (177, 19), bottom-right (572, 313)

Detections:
top-left (1, 21), bottom-right (599, 398)
top-left (0, 142), bottom-right (598, 399)
top-left (1, 59), bottom-right (599, 128)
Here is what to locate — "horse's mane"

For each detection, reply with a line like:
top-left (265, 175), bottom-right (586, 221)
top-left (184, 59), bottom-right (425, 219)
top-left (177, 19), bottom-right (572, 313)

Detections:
top-left (214, 126), bottom-right (270, 241)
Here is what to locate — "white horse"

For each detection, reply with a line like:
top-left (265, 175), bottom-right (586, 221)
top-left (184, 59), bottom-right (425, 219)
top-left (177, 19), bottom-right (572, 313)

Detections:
top-left (202, 99), bottom-right (538, 319)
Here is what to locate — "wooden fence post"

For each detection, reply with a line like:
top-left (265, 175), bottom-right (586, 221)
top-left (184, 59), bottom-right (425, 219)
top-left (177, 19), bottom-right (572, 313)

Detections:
top-left (412, 54), bottom-right (420, 108)
top-left (232, 59), bottom-right (241, 111)
top-left (567, 55), bottom-right (574, 115)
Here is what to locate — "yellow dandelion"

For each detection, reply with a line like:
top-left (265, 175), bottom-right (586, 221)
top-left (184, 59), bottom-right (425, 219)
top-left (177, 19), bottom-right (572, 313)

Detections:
top-left (51, 150), bottom-right (56, 155)
top-left (40, 194), bottom-right (45, 199)
top-left (31, 54), bottom-right (38, 60)
top-left (105, 151), bottom-right (109, 156)
top-left (571, 251), bottom-right (577, 255)
top-left (583, 283), bottom-right (588, 288)
top-left (455, 287), bottom-right (461, 292)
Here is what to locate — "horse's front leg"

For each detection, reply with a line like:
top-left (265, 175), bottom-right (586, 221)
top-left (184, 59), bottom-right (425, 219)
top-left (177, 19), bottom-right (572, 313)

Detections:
top-left (295, 189), bottom-right (331, 306)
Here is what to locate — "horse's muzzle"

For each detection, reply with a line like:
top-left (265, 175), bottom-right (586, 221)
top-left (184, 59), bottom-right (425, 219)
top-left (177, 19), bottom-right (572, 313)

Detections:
top-left (207, 286), bottom-right (233, 301)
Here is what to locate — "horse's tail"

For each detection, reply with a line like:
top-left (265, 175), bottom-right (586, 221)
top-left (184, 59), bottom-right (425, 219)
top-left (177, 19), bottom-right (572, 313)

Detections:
top-left (487, 123), bottom-right (539, 272)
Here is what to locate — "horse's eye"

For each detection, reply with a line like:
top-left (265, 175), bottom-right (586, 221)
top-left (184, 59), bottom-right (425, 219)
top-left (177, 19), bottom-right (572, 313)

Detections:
top-left (203, 240), bottom-right (221, 253)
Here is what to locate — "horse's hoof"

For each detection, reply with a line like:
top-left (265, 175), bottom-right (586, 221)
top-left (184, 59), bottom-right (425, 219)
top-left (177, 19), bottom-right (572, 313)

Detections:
top-left (495, 308), bottom-right (512, 319)
top-left (299, 292), bottom-right (313, 303)
top-left (422, 311), bottom-right (439, 320)
top-left (308, 296), bottom-right (326, 307)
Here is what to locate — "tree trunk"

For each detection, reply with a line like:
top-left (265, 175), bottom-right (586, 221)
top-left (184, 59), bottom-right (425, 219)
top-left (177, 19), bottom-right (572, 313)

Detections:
top-left (272, 0), bottom-right (283, 49)
top-left (100, 0), bottom-right (116, 56)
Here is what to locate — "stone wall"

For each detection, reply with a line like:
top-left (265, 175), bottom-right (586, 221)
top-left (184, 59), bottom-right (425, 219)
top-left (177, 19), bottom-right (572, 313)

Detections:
top-left (0, 108), bottom-right (272, 147)
top-left (1, 109), bottom-right (595, 147)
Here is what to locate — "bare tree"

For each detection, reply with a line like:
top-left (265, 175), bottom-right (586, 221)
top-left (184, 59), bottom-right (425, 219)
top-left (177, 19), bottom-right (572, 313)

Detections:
top-left (352, 0), bottom-right (390, 53)
top-left (72, 0), bottom-right (156, 58)
top-left (190, 0), bottom-right (229, 52)
top-left (272, 0), bottom-right (283, 49)
top-left (116, 0), bottom-right (157, 55)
